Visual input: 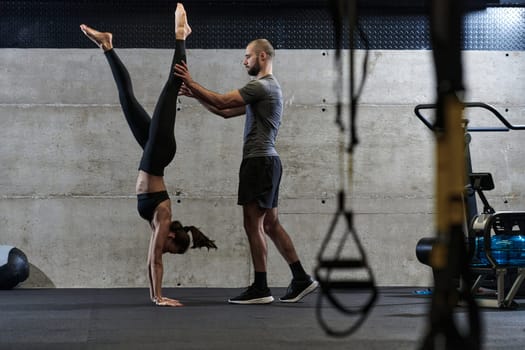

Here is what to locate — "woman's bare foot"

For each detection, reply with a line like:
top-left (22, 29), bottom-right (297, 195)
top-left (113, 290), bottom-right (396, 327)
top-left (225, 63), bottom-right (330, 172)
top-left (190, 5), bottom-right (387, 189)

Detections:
top-left (175, 3), bottom-right (191, 40)
top-left (80, 24), bottom-right (113, 52)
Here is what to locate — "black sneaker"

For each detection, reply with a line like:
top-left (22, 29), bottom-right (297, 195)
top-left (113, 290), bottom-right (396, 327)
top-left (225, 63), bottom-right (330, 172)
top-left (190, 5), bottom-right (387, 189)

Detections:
top-left (228, 284), bottom-right (274, 304)
top-left (280, 277), bottom-right (319, 303)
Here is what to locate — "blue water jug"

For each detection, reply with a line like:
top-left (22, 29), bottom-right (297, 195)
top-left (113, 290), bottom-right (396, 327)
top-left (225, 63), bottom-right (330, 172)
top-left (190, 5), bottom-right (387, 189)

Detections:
top-left (472, 236), bottom-right (489, 266)
top-left (472, 235), bottom-right (525, 266)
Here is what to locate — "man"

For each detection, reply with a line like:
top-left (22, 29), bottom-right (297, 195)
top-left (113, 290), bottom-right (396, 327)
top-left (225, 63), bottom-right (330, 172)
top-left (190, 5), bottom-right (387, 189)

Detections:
top-left (174, 39), bottom-right (318, 304)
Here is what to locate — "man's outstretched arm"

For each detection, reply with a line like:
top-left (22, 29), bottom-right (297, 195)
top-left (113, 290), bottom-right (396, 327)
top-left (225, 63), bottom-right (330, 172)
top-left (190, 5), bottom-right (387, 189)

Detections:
top-left (175, 61), bottom-right (246, 115)
top-left (179, 84), bottom-right (245, 119)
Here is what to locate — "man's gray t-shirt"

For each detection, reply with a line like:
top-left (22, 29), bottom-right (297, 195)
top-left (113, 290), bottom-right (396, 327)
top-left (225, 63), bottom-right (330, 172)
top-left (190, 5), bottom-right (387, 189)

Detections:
top-left (238, 74), bottom-right (283, 159)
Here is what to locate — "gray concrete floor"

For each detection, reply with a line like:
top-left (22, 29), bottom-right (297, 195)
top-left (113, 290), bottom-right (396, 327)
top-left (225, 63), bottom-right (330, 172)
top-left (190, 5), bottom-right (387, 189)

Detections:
top-left (0, 287), bottom-right (524, 350)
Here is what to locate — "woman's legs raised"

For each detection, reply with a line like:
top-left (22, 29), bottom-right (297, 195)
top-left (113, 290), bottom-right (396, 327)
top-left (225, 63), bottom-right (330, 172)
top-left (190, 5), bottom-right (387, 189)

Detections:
top-left (80, 24), bottom-right (151, 149)
top-left (139, 3), bottom-right (191, 176)
top-left (80, 3), bottom-right (192, 175)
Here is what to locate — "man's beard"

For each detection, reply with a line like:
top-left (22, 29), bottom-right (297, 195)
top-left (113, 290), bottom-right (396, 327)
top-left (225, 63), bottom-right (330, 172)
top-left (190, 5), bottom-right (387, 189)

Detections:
top-left (247, 60), bottom-right (261, 76)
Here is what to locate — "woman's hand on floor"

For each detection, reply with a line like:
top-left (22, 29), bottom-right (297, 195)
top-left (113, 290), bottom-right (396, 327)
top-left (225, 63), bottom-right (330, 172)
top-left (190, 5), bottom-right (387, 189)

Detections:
top-left (153, 296), bottom-right (183, 307)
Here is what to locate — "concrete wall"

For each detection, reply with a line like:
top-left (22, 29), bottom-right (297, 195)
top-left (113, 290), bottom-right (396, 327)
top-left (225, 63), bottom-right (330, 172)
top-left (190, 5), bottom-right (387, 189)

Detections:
top-left (1, 48), bottom-right (524, 288)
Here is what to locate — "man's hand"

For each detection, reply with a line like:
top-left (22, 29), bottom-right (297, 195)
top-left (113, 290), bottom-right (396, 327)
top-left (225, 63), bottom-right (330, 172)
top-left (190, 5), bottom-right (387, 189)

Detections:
top-left (174, 61), bottom-right (192, 85)
top-left (178, 83), bottom-right (194, 97)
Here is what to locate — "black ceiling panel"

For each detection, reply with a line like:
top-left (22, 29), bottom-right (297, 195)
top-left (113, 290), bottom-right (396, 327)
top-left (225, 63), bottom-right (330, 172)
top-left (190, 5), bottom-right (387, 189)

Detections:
top-left (0, 1), bottom-right (523, 49)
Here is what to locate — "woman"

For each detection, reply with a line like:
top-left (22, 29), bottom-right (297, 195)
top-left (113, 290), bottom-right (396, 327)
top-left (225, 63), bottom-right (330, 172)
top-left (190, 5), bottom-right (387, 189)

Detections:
top-left (80, 3), bottom-right (216, 307)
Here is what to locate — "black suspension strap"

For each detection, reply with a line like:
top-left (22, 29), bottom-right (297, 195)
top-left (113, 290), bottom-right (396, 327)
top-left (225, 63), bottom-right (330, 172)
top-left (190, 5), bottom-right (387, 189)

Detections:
top-left (420, 1), bottom-right (481, 349)
top-left (315, 190), bottom-right (378, 337)
top-left (315, 0), bottom-right (377, 338)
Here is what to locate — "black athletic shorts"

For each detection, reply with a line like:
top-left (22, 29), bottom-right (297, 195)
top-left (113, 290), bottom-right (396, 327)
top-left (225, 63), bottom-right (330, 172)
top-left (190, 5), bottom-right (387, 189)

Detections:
top-left (237, 156), bottom-right (282, 209)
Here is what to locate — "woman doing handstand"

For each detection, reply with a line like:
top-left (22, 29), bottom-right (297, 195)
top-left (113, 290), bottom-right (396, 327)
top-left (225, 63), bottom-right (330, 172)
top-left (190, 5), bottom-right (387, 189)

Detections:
top-left (80, 3), bottom-right (216, 307)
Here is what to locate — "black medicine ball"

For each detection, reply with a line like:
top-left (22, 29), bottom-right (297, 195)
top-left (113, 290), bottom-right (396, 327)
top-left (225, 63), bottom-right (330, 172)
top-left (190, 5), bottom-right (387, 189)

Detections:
top-left (0, 246), bottom-right (30, 290)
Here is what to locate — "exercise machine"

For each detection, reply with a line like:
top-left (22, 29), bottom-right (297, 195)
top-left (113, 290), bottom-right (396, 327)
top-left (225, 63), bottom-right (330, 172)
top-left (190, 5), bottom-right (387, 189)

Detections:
top-left (415, 102), bottom-right (525, 309)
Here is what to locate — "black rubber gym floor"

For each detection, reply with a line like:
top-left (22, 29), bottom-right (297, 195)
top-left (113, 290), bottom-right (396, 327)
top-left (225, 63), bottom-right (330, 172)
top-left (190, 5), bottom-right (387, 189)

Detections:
top-left (1, 287), bottom-right (524, 349)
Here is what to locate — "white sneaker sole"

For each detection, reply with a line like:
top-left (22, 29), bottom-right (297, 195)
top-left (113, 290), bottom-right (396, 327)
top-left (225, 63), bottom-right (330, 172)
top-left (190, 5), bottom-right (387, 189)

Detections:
top-left (280, 280), bottom-right (319, 303)
top-left (228, 296), bottom-right (274, 305)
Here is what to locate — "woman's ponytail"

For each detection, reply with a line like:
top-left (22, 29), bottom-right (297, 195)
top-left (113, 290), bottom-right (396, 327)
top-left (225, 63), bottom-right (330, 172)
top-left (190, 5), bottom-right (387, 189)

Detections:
top-left (184, 226), bottom-right (217, 250)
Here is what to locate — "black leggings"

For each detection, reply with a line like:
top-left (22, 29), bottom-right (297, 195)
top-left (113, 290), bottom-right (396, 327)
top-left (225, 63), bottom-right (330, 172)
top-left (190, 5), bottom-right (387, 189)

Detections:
top-left (104, 40), bottom-right (186, 176)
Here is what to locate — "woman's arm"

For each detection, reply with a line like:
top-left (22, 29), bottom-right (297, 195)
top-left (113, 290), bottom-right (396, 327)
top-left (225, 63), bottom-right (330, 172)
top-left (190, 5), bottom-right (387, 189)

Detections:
top-left (148, 206), bottom-right (183, 307)
top-left (147, 238), bottom-right (154, 302)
